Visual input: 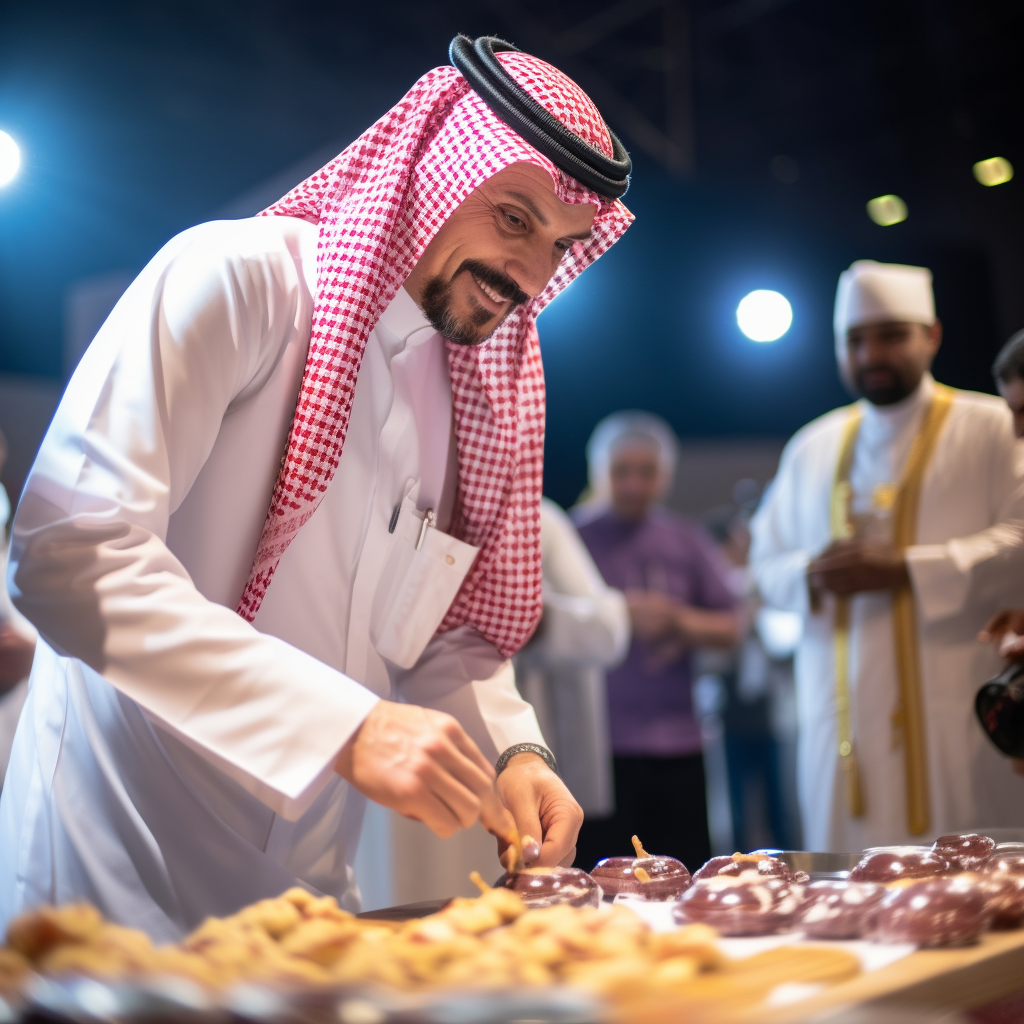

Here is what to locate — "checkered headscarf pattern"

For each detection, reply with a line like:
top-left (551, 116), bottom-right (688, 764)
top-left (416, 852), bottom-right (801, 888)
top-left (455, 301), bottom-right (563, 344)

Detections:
top-left (237, 52), bottom-right (633, 657)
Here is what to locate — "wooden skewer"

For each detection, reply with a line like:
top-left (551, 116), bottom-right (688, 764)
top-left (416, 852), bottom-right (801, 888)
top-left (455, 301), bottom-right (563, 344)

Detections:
top-left (631, 835), bottom-right (651, 859)
top-left (469, 871), bottom-right (491, 895)
top-left (503, 833), bottom-right (523, 872)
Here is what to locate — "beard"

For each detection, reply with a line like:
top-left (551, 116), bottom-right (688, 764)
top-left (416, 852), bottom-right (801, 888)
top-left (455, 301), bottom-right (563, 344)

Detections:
top-left (419, 259), bottom-right (528, 347)
top-left (852, 365), bottom-right (917, 405)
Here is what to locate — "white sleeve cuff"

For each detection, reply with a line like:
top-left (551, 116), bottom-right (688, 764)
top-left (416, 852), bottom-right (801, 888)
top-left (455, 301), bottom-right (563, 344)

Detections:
top-left (471, 662), bottom-right (548, 759)
top-left (905, 543), bottom-right (969, 624)
top-left (137, 636), bottom-right (381, 821)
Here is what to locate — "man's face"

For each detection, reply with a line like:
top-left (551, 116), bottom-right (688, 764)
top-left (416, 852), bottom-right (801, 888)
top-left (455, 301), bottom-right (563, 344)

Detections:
top-left (998, 376), bottom-right (1024, 438)
top-left (609, 443), bottom-right (665, 522)
top-left (839, 320), bottom-right (942, 405)
top-left (404, 163), bottom-right (597, 346)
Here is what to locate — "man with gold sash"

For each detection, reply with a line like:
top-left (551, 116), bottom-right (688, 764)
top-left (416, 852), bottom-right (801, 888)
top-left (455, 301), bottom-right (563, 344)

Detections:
top-left (751, 260), bottom-right (1024, 851)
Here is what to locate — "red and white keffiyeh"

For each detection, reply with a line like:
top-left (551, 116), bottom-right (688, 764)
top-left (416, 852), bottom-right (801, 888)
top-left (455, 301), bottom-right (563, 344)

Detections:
top-left (237, 51), bottom-right (633, 658)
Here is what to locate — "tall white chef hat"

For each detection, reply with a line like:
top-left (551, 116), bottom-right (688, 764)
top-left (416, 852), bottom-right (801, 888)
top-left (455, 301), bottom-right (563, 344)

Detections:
top-left (833, 260), bottom-right (935, 345)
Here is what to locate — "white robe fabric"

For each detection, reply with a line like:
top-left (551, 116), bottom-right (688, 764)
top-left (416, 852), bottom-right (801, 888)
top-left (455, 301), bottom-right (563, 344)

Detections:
top-left (1, 216), bottom-right (545, 940)
top-left (0, 484), bottom-right (32, 785)
top-left (751, 374), bottom-right (1024, 852)
top-left (515, 499), bottom-right (629, 816)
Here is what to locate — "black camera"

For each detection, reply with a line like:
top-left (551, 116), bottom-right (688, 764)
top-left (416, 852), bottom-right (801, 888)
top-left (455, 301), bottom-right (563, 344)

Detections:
top-left (976, 662), bottom-right (1024, 758)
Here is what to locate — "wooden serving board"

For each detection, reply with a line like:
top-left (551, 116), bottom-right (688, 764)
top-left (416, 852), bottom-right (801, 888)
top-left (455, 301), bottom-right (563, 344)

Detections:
top-left (754, 929), bottom-right (1024, 1022)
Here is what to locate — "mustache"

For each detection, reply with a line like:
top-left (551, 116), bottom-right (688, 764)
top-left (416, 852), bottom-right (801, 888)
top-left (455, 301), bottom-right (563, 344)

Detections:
top-left (456, 259), bottom-right (529, 307)
top-left (854, 365), bottom-right (898, 384)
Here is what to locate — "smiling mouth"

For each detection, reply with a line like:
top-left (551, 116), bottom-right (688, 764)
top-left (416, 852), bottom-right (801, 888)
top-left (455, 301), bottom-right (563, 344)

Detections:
top-left (470, 273), bottom-right (510, 309)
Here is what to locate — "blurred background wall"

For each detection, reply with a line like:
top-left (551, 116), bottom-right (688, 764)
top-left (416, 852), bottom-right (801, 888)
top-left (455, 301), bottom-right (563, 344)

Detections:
top-left (2, 0), bottom-right (1022, 903)
top-left (2, 0), bottom-right (1022, 515)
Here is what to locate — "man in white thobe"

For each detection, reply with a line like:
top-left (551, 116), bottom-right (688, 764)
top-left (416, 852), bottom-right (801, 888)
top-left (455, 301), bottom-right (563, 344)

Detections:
top-left (751, 260), bottom-right (1024, 852)
top-left (0, 40), bottom-right (634, 938)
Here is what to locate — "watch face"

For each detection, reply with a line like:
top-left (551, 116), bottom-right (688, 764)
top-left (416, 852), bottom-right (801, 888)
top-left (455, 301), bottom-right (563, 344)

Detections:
top-left (976, 666), bottom-right (1024, 758)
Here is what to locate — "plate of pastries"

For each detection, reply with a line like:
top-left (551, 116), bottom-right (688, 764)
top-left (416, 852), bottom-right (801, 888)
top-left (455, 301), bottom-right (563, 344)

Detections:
top-left (1, 832), bottom-right (1021, 1022)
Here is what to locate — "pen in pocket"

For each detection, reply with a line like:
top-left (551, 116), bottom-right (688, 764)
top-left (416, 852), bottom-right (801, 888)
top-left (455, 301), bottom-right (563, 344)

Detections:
top-left (416, 508), bottom-right (436, 550)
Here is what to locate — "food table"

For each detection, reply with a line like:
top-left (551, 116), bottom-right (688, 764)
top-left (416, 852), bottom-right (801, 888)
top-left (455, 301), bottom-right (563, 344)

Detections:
top-left (357, 893), bottom-right (1024, 1024)
top-left (7, 841), bottom-right (1024, 1024)
top-left (758, 929), bottom-right (1024, 1022)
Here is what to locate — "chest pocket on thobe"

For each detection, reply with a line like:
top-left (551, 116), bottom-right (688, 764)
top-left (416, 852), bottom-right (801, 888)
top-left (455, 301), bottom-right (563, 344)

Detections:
top-left (370, 494), bottom-right (479, 669)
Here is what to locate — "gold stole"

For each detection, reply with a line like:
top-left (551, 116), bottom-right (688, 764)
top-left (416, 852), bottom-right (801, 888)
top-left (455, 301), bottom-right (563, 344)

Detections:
top-left (829, 383), bottom-right (955, 835)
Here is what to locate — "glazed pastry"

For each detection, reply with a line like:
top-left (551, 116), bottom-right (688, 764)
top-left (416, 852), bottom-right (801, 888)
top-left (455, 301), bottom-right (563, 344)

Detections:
top-left (981, 851), bottom-right (1024, 877)
top-left (974, 873), bottom-right (1024, 929)
top-left (932, 834), bottom-right (996, 872)
top-left (693, 852), bottom-right (797, 882)
top-left (495, 866), bottom-right (602, 908)
top-left (591, 836), bottom-right (692, 901)
top-left (673, 874), bottom-right (805, 936)
top-left (867, 876), bottom-right (991, 946)
top-left (848, 846), bottom-right (953, 884)
top-left (797, 880), bottom-right (887, 939)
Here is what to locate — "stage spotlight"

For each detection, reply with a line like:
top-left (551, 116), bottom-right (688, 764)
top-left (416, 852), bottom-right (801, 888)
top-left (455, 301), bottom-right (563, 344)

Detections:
top-left (866, 194), bottom-right (907, 226)
top-left (973, 157), bottom-right (1013, 187)
top-left (0, 131), bottom-right (20, 186)
top-left (737, 290), bottom-right (792, 342)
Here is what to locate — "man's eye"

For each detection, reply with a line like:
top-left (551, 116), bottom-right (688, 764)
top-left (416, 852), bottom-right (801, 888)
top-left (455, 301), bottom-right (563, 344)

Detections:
top-left (504, 210), bottom-right (525, 228)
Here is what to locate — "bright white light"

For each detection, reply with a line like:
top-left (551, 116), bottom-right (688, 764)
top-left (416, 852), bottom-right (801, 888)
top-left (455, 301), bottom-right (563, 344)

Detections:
top-left (0, 131), bottom-right (21, 186)
top-left (736, 289), bottom-right (792, 342)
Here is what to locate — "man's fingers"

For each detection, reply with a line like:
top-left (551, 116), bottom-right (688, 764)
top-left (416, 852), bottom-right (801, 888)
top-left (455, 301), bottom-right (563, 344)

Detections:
top-left (1000, 633), bottom-right (1024, 660)
top-left (981, 610), bottom-right (1012, 640)
top-left (521, 835), bottom-right (541, 863)
top-left (479, 786), bottom-right (518, 846)
top-left (400, 788), bottom-right (464, 838)
top-left (418, 758), bottom-right (484, 829)
top-left (436, 716), bottom-right (498, 783)
top-left (536, 799), bottom-right (584, 867)
top-left (502, 794), bottom-right (543, 866)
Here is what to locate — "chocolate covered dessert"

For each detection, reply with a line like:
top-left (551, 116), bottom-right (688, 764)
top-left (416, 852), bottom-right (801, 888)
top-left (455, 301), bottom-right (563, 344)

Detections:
top-left (673, 874), bottom-right (805, 936)
top-left (495, 866), bottom-right (602, 908)
top-left (590, 836), bottom-right (691, 901)
top-left (982, 851), bottom-right (1024, 877)
top-left (932, 834), bottom-right (996, 872)
top-left (693, 852), bottom-right (800, 882)
top-left (848, 846), bottom-right (953, 884)
top-left (867, 876), bottom-right (991, 946)
top-left (797, 880), bottom-right (887, 940)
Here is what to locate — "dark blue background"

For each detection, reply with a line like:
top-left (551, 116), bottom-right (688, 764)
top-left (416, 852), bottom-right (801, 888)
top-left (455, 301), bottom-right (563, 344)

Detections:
top-left (1, 1), bottom-right (1022, 507)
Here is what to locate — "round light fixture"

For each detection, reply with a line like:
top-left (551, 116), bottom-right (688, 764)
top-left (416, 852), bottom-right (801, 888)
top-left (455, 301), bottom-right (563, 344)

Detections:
top-left (866, 194), bottom-right (907, 226)
top-left (736, 289), bottom-right (792, 342)
top-left (973, 157), bottom-right (1013, 187)
top-left (0, 130), bottom-right (20, 187)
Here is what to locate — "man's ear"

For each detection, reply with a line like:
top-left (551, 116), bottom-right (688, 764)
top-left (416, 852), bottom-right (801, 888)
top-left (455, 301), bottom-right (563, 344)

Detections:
top-left (929, 318), bottom-right (943, 353)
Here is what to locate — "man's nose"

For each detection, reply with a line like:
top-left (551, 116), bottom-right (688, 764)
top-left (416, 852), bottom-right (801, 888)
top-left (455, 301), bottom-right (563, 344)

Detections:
top-left (855, 337), bottom-right (890, 366)
top-left (504, 246), bottom-right (559, 299)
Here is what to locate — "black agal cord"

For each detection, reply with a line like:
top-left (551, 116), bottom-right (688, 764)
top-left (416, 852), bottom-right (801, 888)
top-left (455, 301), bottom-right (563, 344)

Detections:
top-left (449, 34), bottom-right (631, 200)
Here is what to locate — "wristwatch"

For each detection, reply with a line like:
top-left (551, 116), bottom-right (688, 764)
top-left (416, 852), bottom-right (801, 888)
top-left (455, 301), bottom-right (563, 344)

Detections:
top-left (495, 742), bottom-right (558, 776)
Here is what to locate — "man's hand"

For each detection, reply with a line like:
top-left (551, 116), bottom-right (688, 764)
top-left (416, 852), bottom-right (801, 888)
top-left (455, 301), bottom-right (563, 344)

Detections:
top-left (806, 540), bottom-right (909, 597)
top-left (495, 752), bottom-right (583, 868)
top-left (980, 609), bottom-right (1024, 662)
top-left (335, 701), bottom-right (516, 842)
top-left (626, 590), bottom-right (682, 642)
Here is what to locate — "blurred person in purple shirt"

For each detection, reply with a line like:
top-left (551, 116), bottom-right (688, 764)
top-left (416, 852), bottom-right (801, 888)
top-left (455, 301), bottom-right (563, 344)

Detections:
top-left (572, 412), bottom-right (739, 874)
